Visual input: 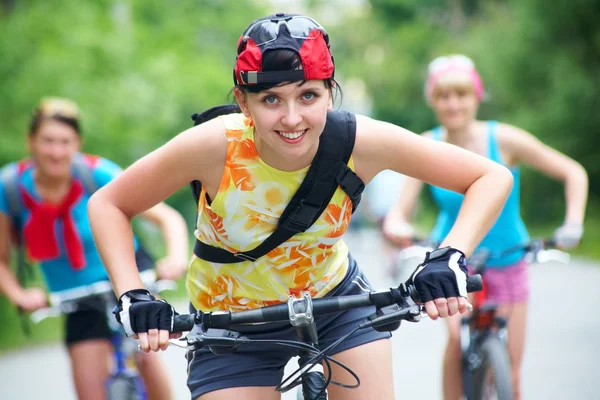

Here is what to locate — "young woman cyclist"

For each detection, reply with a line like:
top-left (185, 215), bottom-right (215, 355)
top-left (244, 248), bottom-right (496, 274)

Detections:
top-left (88, 14), bottom-right (514, 400)
top-left (0, 98), bottom-right (190, 400)
top-left (383, 55), bottom-right (588, 400)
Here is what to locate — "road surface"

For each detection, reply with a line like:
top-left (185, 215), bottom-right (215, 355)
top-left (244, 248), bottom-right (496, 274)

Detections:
top-left (1, 229), bottom-right (598, 399)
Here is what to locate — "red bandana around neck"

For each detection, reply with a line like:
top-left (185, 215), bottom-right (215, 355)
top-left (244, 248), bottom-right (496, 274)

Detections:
top-left (19, 180), bottom-right (86, 270)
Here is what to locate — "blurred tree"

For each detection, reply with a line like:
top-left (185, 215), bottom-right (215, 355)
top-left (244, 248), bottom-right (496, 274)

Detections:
top-left (328, 0), bottom-right (599, 225)
top-left (0, 0), bottom-right (267, 224)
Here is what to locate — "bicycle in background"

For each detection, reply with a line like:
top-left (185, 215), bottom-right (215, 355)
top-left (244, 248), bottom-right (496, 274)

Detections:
top-left (31, 270), bottom-right (177, 400)
top-left (461, 238), bottom-right (569, 400)
top-left (393, 238), bottom-right (570, 400)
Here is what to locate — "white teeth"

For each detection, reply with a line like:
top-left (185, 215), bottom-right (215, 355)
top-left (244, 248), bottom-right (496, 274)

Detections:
top-left (278, 130), bottom-right (305, 139)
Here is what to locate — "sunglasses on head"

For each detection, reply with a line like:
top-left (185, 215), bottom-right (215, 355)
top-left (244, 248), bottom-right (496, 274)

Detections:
top-left (428, 55), bottom-right (475, 74)
top-left (238, 14), bottom-right (329, 53)
top-left (39, 98), bottom-right (80, 120)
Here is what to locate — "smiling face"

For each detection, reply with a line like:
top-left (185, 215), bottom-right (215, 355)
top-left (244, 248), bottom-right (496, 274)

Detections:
top-left (234, 79), bottom-right (333, 170)
top-left (430, 72), bottom-right (480, 131)
top-left (28, 119), bottom-right (81, 179)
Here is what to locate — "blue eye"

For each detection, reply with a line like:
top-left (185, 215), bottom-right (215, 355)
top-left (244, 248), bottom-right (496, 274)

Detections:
top-left (263, 95), bottom-right (277, 104)
top-left (302, 92), bottom-right (316, 101)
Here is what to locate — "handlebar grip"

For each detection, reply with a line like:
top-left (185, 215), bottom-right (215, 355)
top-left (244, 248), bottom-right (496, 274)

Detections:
top-left (172, 314), bottom-right (196, 333)
top-left (466, 274), bottom-right (483, 293)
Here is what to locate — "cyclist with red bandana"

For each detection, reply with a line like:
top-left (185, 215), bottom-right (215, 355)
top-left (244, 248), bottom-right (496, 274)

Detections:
top-left (383, 55), bottom-right (588, 400)
top-left (89, 15), bottom-right (514, 399)
top-left (0, 98), bottom-right (189, 400)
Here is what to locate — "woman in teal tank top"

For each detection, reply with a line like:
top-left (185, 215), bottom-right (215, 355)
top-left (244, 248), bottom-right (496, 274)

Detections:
top-left (383, 55), bottom-right (588, 400)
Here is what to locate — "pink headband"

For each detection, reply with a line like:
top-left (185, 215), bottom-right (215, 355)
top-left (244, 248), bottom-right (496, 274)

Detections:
top-left (425, 55), bottom-right (485, 102)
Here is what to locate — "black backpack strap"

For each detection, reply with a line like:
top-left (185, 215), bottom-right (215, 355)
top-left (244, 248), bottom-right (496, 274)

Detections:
top-left (189, 104), bottom-right (242, 203)
top-left (193, 110), bottom-right (365, 264)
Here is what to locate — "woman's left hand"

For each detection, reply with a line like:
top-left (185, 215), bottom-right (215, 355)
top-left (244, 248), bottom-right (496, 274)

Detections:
top-left (155, 256), bottom-right (188, 280)
top-left (407, 246), bottom-right (471, 319)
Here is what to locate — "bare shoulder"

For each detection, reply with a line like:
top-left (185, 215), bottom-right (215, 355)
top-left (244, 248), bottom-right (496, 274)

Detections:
top-left (495, 122), bottom-right (534, 147)
top-left (162, 117), bottom-right (228, 183)
top-left (495, 121), bottom-right (540, 154)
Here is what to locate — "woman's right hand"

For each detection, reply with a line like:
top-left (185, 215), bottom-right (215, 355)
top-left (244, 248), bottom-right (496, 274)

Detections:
top-left (13, 287), bottom-right (47, 312)
top-left (382, 216), bottom-right (415, 248)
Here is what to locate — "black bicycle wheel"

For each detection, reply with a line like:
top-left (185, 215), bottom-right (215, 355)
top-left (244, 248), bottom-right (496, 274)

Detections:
top-left (470, 335), bottom-right (513, 400)
top-left (106, 375), bottom-right (143, 400)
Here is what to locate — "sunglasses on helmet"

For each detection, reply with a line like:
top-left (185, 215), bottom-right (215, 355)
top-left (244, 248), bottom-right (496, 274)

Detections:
top-left (237, 14), bottom-right (329, 54)
top-left (39, 98), bottom-right (80, 120)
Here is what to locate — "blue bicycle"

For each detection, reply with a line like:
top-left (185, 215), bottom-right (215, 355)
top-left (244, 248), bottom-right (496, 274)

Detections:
top-left (31, 270), bottom-right (176, 400)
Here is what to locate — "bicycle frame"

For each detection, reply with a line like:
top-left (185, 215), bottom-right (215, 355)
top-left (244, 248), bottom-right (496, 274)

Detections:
top-left (460, 289), bottom-right (508, 382)
top-left (106, 332), bottom-right (148, 400)
top-left (30, 270), bottom-right (175, 400)
top-left (459, 238), bottom-right (570, 400)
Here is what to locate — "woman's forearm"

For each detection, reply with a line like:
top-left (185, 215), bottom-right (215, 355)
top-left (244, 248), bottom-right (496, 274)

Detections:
top-left (88, 192), bottom-right (145, 297)
top-left (152, 204), bottom-right (189, 261)
top-left (0, 261), bottom-right (24, 303)
top-left (564, 162), bottom-right (588, 224)
top-left (440, 167), bottom-right (513, 257)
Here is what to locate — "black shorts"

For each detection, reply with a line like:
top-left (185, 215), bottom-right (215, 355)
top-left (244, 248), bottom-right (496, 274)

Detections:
top-left (186, 254), bottom-right (392, 398)
top-left (64, 247), bottom-right (155, 346)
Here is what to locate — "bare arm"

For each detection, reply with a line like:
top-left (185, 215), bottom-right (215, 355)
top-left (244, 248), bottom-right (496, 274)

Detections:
top-left (139, 202), bottom-right (190, 280)
top-left (0, 214), bottom-right (21, 301)
top-left (353, 115), bottom-right (513, 257)
top-left (0, 214), bottom-right (46, 310)
top-left (381, 176), bottom-right (424, 244)
top-left (88, 118), bottom-right (227, 297)
top-left (499, 123), bottom-right (588, 224)
top-left (381, 131), bottom-right (435, 243)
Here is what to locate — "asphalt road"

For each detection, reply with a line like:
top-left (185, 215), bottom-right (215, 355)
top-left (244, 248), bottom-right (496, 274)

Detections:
top-left (1, 229), bottom-right (598, 399)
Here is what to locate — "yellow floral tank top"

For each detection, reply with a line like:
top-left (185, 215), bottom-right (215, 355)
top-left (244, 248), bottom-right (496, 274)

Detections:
top-left (186, 113), bottom-right (354, 312)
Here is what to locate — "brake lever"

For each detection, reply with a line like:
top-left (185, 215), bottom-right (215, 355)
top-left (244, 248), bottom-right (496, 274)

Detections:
top-left (168, 336), bottom-right (190, 349)
top-left (535, 249), bottom-right (571, 264)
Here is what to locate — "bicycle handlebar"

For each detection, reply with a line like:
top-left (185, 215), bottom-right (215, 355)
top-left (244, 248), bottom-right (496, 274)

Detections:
top-left (467, 238), bottom-right (570, 272)
top-left (171, 275), bottom-right (483, 333)
top-left (394, 238), bottom-right (570, 273)
top-left (31, 270), bottom-right (177, 324)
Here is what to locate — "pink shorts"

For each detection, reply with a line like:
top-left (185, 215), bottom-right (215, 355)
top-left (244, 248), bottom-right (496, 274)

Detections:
top-left (470, 259), bottom-right (530, 304)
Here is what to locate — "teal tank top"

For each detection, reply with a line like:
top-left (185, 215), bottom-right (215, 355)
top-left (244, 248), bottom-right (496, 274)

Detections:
top-left (429, 121), bottom-right (529, 267)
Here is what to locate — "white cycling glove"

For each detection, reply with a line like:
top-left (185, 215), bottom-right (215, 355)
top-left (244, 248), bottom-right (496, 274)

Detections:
top-left (553, 222), bottom-right (583, 249)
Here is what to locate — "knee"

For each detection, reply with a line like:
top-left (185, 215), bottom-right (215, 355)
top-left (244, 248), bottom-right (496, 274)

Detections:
top-left (134, 351), bottom-right (158, 370)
